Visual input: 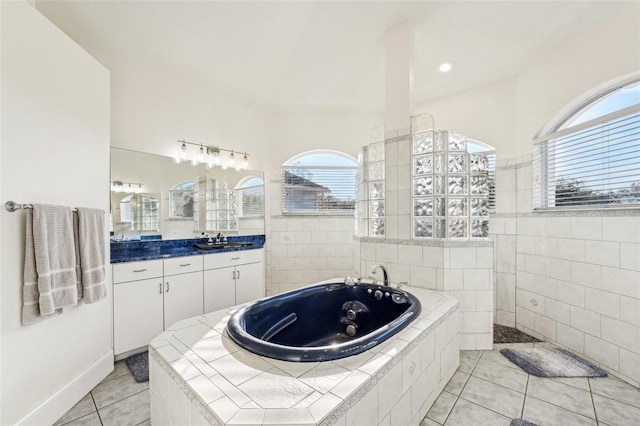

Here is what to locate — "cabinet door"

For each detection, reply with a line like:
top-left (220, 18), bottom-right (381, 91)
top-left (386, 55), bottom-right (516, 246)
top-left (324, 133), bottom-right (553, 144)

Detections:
top-left (235, 262), bottom-right (264, 305)
top-left (114, 278), bottom-right (164, 355)
top-left (203, 267), bottom-right (236, 313)
top-left (164, 271), bottom-right (203, 329)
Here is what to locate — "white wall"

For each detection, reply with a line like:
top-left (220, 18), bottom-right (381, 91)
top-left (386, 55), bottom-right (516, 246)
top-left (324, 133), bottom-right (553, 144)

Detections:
top-left (1, 2), bottom-right (112, 424)
top-left (413, 78), bottom-right (517, 157)
top-left (263, 109), bottom-right (381, 295)
top-left (109, 61), bottom-right (270, 171)
top-left (514, 4), bottom-right (640, 156)
top-left (415, 2), bottom-right (640, 386)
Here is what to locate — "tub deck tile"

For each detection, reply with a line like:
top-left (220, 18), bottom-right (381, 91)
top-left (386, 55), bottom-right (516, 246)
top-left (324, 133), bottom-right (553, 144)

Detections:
top-left (149, 288), bottom-right (461, 426)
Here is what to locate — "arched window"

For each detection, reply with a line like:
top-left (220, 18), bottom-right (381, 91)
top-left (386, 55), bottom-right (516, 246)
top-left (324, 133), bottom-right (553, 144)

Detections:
top-left (533, 78), bottom-right (640, 208)
top-left (467, 140), bottom-right (496, 214)
top-left (282, 150), bottom-right (358, 214)
top-left (235, 176), bottom-right (264, 217)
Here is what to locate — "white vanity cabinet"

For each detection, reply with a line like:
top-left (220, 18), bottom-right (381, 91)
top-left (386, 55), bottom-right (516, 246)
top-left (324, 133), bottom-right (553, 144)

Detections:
top-left (162, 255), bottom-right (204, 329)
top-left (113, 249), bottom-right (263, 356)
top-left (203, 249), bottom-right (264, 313)
top-left (113, 259), bottom-right (164, 355)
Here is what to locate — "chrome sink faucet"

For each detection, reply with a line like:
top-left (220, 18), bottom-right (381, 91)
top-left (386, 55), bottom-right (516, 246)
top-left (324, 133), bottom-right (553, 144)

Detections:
top-left (371, 264), bottom-right (390, 286)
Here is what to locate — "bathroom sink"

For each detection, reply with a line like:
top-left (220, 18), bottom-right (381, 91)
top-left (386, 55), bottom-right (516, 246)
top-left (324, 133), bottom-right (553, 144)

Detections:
top-left (194, 242), bottom-right (253, 250)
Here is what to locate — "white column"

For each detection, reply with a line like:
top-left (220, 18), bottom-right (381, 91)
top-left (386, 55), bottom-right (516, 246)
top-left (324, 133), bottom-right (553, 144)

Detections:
top-left (384, 22), bottom-right (413, 135)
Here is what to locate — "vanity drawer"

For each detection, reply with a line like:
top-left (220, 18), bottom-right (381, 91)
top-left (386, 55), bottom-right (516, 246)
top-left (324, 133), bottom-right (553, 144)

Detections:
top-left (164, 255), bottom-right (203, 276)
top-left (203, 249), bottom-right (263, 270)
top-left (113, 259), bottom-right (163, 284)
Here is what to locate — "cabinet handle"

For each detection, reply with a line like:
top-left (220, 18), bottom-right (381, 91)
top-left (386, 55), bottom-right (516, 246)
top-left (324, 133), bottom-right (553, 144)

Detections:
top-left (179, 263), bottom-right (191, 267)
top-left (133, 269), bottom-right (147, 273)
top-left (237, 270), bottom-right (240, 279)
top-left (231, 257), bottom-right (240, 260)
top-left (159, 283), bottom-right (162, 294)
top-left (232, 270), bottom-right (236, 280)
top-left (166, 282), bottom-right (170, 293)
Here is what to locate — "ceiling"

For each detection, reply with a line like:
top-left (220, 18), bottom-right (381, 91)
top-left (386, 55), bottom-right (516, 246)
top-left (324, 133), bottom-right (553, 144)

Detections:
top-left (36, 0), bottom-right (622, 113)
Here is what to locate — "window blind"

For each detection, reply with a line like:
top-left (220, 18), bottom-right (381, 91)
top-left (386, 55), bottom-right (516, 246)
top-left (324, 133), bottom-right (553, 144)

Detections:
top-left (237, 184), bottom-right (264, 217)
top-left (281, 166), bottom-right (357, 214)
top-left (533, 105), bottom-right (640, 208)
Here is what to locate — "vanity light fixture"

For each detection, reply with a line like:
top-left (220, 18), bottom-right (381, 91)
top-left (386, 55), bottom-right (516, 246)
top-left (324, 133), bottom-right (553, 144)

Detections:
top-left (110, 180), bottom-right (144, 193)
top-left (176, 139), bottom-right (249, 169)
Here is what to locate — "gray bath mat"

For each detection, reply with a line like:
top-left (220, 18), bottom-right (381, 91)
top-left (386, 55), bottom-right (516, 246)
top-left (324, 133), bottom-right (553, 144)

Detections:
top-left (511, 420), bottom-right (538, 426)
top-left (500, 348), bottom-right (607, 378)
top-left (125, 351), bottom-right (149, 382)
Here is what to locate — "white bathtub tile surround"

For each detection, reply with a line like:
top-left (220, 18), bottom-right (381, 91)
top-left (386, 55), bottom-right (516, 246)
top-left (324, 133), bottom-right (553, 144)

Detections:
top-left (149, 286), bottom-right (460, 425)
top-left (350, 133), bottom-right (494, 351)
top-left (267, 215), bottom-right (354, 296)
top-left (492, 154), bottom-right (640, 388)
top-left (355, 238), bottom-right (493, 351)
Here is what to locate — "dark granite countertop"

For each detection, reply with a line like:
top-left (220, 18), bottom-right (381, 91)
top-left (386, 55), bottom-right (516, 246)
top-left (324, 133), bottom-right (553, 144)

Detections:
top-left (110, 235), bottom-right (265, 264)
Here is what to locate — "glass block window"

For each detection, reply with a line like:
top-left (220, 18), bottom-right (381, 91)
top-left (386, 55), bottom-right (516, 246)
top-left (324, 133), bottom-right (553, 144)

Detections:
top-left (120, 194), bottom-right (159, 232)
top-left (412, 128), bottom-right (490, 239)
top-left (355, 142), bottom-right (385, 237)
top-left (203, 179), bottom-right (239, 232)
top-left (169, 181), bottom-right (195, 219)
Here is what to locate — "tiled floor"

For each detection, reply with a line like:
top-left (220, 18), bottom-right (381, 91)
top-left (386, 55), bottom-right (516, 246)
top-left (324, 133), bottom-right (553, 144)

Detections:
top-left (421, 342), bottom-right (640, 426)
top-left (54, 361), bottom-right (150, 426)
top-left (56, 342), bottom-right (640, 426)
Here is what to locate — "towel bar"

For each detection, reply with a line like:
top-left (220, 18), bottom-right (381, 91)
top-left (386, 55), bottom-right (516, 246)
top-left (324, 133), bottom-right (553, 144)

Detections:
top-left (5, 201), bottom-right (78, 212)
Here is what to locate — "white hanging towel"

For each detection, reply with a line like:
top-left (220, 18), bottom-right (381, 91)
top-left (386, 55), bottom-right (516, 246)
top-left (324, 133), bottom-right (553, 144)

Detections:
top-left (32, 204), bottom-right (78, 316)
top-left (76, 207), bottom-right (107, 303)
top-left (22, 209), bottom-right (62, 325)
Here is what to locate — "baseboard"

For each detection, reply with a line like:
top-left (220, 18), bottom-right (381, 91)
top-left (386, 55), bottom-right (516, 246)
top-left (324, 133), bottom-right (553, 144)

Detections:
top-left (18, 351), bottom-right (114, 426)
top-left (114, 345), bottom-right (148, 362)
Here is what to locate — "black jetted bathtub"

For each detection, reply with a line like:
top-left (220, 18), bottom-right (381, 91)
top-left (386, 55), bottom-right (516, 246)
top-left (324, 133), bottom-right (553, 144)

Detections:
top-left (226, 281), bottom-right (422, 362)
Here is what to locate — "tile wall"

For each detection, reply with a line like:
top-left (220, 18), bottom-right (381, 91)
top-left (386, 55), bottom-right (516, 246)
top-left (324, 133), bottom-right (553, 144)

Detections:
top-left (351, 135), bottom-right (494, 351)
top-left (267, 215), bottom-right (353, 295)
top-left (265, 177), bottom-right (354, 296)
top-left (354, 239), bottom-right (493, 351)
top-left (492, 155), bottom-right (640, 387)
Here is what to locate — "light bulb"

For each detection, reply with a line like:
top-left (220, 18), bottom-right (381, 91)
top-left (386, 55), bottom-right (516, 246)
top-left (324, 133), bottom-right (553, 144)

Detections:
top-left (198, 145), bottom-right (205, 163)
top-left (229, 151), bottom-right (235, 167)
top-left (439, 62), bottom-right (452, 73)
top-left (180, 142), bottom-right (188, 161)
top-left (213, 148), bottom-right (220, 164)
top-left (242, 153), bottom-right (248, 169)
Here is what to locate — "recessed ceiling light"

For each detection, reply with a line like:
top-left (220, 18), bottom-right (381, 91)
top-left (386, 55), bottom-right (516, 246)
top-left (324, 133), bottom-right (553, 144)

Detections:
top-left (439, 62), bottom-right (452, 73)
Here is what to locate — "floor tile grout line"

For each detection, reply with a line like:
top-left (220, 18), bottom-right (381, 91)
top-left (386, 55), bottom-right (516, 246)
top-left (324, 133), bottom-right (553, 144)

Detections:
top-left (95, 386), bottom-right (150, 413)
top-left (456, 395), bottom-right (516, 421)
top-left (90, 391), bottom-right (104, 426)
top-left (439, 349), bottom-right (482, 425)
top-left (525, 394), bottom-right (600, 423)
top-left (469, 367), bottom-right (528, 395)
top-left (588, 377), bottom-right (600, 424)
top-left (526, 377), bottom-right (600, 420)
top-left (520, 372), bottom-right (530, 419)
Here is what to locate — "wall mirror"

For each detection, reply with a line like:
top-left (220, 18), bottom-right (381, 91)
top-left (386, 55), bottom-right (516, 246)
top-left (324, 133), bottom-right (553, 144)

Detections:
top-left (110, 148), bottom-right (265, 240)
